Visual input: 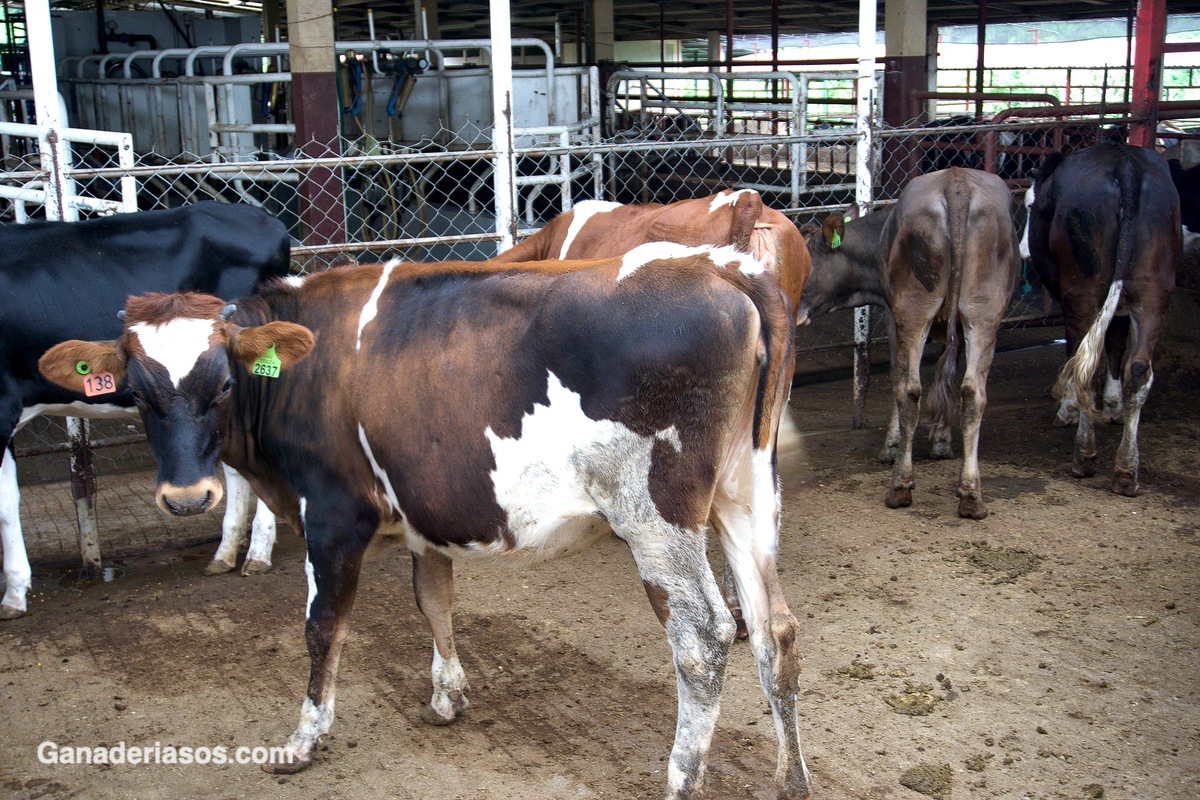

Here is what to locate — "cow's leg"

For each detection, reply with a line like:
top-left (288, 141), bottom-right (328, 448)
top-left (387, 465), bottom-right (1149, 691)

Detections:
top-left (265, 503), bottom-right (372, 774)
top-left (1, 446), bottom-right (32, 619)
top-left (242, 500), bottom-right (278, 575)
top-left (927, 340), bottom-right (956, 460)
top-left (411, 549), bottom-right (470, 725)
top-left (623, 522), bottom-right (736, 800)
top-left (208, 464), bottom-right (253, 575)
top-left (1071, 408), bottom-right (1098, 478)
top-left (880, 315), bottom-right (902, 463)
top-left (720, 558), bottom-right (749, 640)
top-left (1101, 315), bottom-right (1130, 424)
top-left (886, 319), bottom-right (934, 509)
top-left (1112, 306), bottom-right (1165, 497)
top-left (713, 457), bottom-right (811, 800)
top-left (955, 319), bottom-right (999, 520)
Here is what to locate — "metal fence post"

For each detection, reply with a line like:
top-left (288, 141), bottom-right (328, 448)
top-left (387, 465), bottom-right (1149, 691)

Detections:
top-left (490, 0), bottom-right (517, 253)
top-left (852, 0), bottom-right (878, 429)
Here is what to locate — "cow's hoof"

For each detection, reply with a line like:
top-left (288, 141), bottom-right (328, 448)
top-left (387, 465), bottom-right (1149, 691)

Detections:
top-left (205, 559), bottom-right (236, 576)
top-left (1112, 472), bottom-right (1139, 497)
top-left (1071, 457), bottom-right (1097, 479)
top-left (0, 604), bottom-right (26, 620)
top-left (262, 754), bottom-right (312, 774)
top-left (885, 486), bottom-right (912, 509)
top-left (734, 617), bottom-right (749, 641)
top-left (420, 705), bottom-right (461, 727)
top-left (957, 494), bottom-right (988, 520)
top-left (241, 559), bottom-right (273, 576)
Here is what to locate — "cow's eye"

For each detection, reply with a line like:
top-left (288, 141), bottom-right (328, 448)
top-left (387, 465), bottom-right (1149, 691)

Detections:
top-left (213, 377), bottom-right (234, 406)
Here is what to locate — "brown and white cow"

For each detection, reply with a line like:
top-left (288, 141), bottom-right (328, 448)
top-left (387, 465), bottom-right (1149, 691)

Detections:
top-left (40, 245), bottom-right (812, 799)
top-left (494, 189), bottom-right (812, 322)
top-left (1021, 142), bottom-right (1180, 495)
top-left (800, 168), bottom-right (1019, 519)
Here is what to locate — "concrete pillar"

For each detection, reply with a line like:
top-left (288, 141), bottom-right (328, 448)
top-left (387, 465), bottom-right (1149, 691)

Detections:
top-left (883, 0), bottom-right (927, 126)
top-left (592, 0), bottom-right (614, 61)
top-left (286, 0), bottom-right (345, 251)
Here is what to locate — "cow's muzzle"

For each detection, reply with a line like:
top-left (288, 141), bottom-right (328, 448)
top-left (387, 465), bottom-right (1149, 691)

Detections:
top-left (156, 477), bottom-right (224, 516)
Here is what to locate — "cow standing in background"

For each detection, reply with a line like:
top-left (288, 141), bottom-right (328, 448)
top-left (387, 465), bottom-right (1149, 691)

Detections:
top-left (0, 202), bottom-right (289, 618)
top-left (40, 245), bottom-right (812, 799)
top-left (799, 168), bottom-right (1018, 519)
top-left (1022, 143), bottom-right (1179, 496)
top-left (494, 189), bottom-right (812, 322)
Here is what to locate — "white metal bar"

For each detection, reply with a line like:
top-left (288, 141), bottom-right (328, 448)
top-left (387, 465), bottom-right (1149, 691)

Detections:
top-left (489, 0), bottom-right (517, 253)
top-left (852, 0), bottom-right (878, 430)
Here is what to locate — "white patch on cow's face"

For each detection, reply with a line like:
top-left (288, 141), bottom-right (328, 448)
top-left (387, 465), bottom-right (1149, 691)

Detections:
top-left (284, 275), bottom-right (307, 288)
top-left (358, 423), bottom-right (401, 514)
top-left (128, 318), bottom-right (217, 388)
top-left (559, 200), bottom-right (622, 258)
top-left (356, 259), bottom-right (400, 351)
top-left (18, 402), bottom-right (135, 431)
top-left (709, 188), bottom-right (757, 212)
top-left (480, 371), bottom-right (687, 561)
top-left (1019, 184), bottom-right (1035, 261)
top-left (617, 242), bottom-right (767, 282)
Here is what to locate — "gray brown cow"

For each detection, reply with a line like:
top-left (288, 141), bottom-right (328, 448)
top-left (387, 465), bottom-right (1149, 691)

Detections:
top-left (799, 167), bottom-right (1019, 519)
top-left (40, 245), bottom-right (811, 799)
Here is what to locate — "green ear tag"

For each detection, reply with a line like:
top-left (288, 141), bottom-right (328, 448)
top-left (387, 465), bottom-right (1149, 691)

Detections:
top-left (75, 361), bottom-right (92, 375)
top-left (251, 344), bottom-right (282, 379)
top-left (830, 230), bottom-right (842, 249)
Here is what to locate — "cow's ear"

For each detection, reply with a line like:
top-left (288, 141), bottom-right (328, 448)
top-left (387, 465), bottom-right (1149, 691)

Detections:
top-left (229, 321), bottom-right (315, 371)
top-left (728, 190), bottom-right (763, 251)
top-left (822, 213), bottom-right (846, 249)
top-left (39, 340), bottom-right (127, 394)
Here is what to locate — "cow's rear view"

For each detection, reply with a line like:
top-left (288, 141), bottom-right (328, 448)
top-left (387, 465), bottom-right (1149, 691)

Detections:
top-left (1022, 143), bottom-right (1180, 495)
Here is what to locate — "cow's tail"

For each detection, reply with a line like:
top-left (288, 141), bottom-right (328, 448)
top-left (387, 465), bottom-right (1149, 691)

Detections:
top-left (1052, 155), bottom-right (1139, 416)
top-left (927, 178), bottom-right (970, 436)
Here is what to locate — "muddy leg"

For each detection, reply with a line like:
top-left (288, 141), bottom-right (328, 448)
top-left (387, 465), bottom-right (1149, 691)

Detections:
top-left (624, 523), bottom-right (735, 800)
top-left (241, 500), bottom-right (278, 575)
top-left (714, 458), bottom-right (812, 800)
top-left (209, 464), bottom-right (253, 575)
top-left (886, 320), bottom-right (934, 509)
top-left (1, 446), bottom-right (32, 619)
top-left (412, 549), bottom-right (470, 725)
top-left (1101, 316), bottom-right (1129, 424)
top-left (880, 315), bottom-right (901, 463)
top-left (264, 500), bottom-right (372, 774)
top-left (956, 320), bottom-right (998, 520)
top-left (1113, 305), bottom-right (1164, 496)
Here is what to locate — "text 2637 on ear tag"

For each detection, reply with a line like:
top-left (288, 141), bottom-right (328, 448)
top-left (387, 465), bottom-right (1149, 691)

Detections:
top-left (252, 344), bottom-right (282, 379)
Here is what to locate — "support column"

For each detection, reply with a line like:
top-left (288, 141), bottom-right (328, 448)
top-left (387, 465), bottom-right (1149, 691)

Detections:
top-left (287, 0), bottom-right (345, 251)
top-left (490, 0), bottom-right (516, 252)
top-left (1129, 0), bottom-right (1166, 148)
top-left (853, 0), bottom-right (878, 430)
top-left (883, 0), bottom-right (927, 126)
top-left (592, 0), bottom-right (614, 61)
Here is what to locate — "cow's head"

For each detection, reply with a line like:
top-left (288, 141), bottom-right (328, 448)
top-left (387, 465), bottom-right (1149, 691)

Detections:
top-left (796, 206), bottom-right (875, 324)
top-left (39, 293), bottom-right (314, 517)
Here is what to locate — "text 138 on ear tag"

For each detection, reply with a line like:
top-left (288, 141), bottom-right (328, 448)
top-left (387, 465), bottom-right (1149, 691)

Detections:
top-left (252, 344), bottom-right (282, 379)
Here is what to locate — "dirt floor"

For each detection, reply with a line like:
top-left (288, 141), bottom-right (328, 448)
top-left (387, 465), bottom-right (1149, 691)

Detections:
top-left (1, 342), bottom-right (1198, 800)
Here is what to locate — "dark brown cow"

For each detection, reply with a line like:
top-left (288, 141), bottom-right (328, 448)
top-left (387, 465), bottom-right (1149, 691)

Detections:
top-left (1021, 142), bottom-right (1180, 495)
top-left (495, 189), bottom-right (812, 321)
top-left (800, 168), bottom-right (1019, 519)
top-left (40, 244), bottom-right (812, 799)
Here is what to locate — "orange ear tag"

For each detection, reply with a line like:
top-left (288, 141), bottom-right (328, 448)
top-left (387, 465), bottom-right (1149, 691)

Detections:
top-left (76, 361), bottom-right (117, 397)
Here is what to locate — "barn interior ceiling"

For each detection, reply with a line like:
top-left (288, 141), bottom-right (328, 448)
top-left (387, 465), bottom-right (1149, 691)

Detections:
top-left (46, 0), bottom-right (1200, 49)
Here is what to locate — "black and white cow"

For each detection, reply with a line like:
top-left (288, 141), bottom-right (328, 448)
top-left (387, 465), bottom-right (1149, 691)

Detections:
top-left (1168, 158), bottom-right (1200, 251)
top-left (1021, 143), bottom-right (1179, 495)
top-left (40, 245), bottom-right (812, 799)
top-left (1, 202), bottom-right (290, 618)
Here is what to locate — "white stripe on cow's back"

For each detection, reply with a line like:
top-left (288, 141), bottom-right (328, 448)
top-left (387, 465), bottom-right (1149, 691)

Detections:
top-left (128, 318), bottom-right (217, 388)
top-left (1019, 184), bottom-right (1036, 261)
top-left (358, 423), bottom-right (402, 515)
top-left (617, 242), bottom-right (768, 283)
top-left (558, 200), bottom-right (622, 258)
top-left (708, 188), bottom-right (758, 212)
top-left (356, 258), bottom-right (400, 351)
top-left (283, 275), bottom-right (307, 288)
